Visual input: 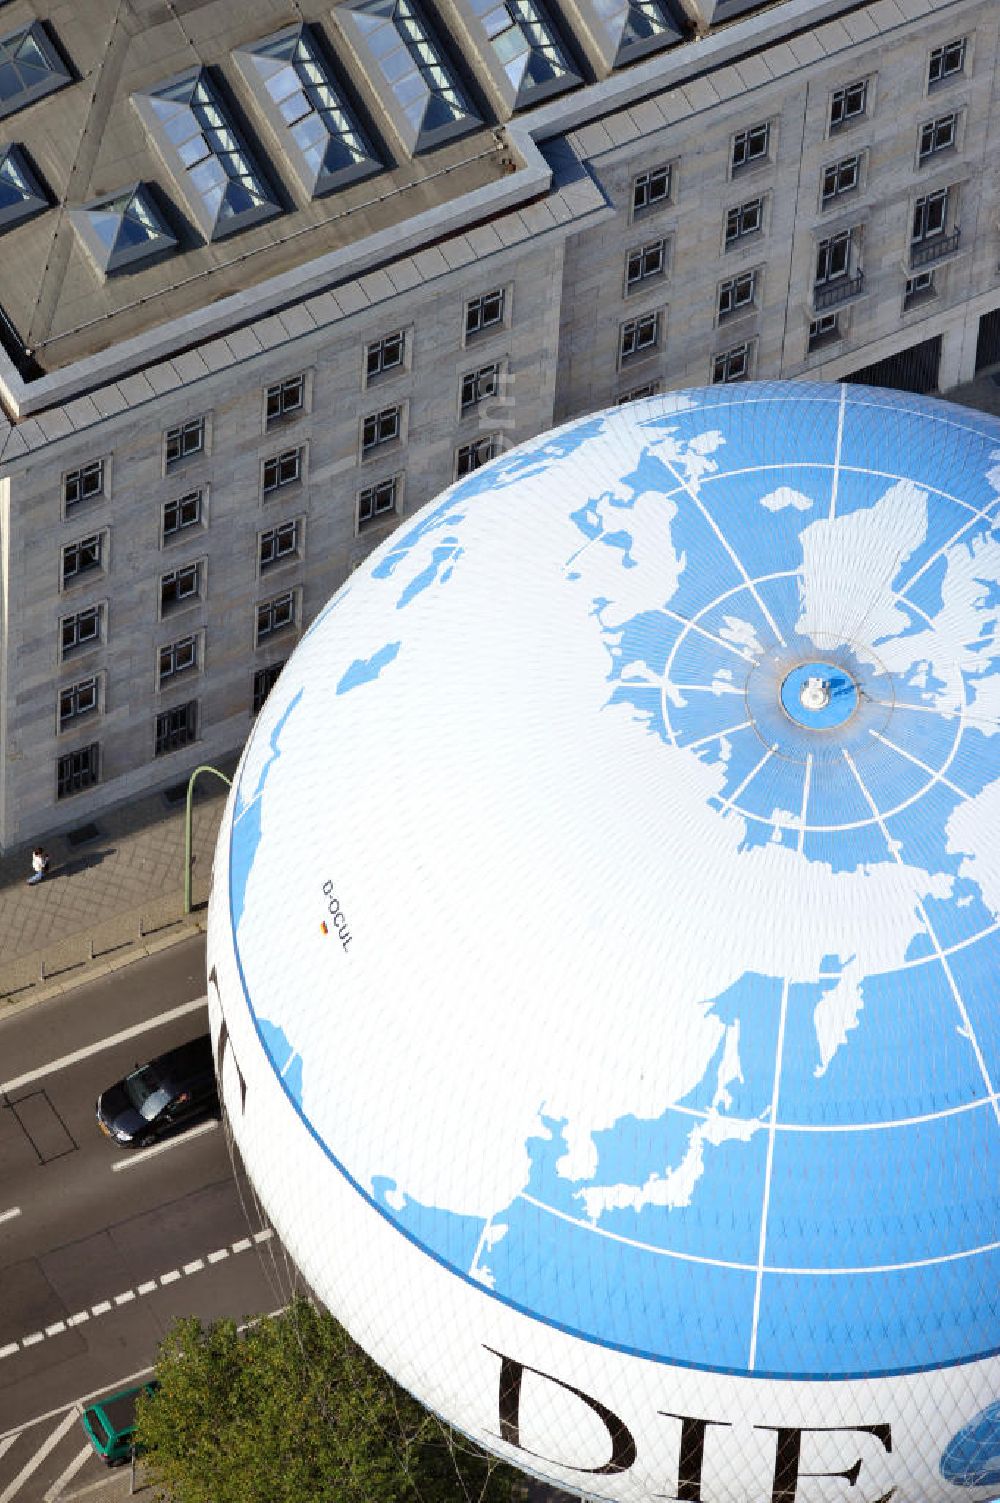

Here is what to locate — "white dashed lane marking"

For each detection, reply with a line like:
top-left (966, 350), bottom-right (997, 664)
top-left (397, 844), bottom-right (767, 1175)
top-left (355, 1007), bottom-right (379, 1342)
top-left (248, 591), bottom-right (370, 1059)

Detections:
top-left (0, 1228), bottom-right (273, 1361)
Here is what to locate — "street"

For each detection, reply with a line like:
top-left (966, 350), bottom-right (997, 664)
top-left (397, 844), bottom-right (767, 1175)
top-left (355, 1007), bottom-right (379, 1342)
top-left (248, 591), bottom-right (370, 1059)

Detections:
top-left (0, 937), bottom-right (287, 1502)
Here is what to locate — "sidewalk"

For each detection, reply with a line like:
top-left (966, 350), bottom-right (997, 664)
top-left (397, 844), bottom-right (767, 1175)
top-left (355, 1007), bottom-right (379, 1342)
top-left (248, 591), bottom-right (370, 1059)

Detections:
top-left (0, 758), bottom-right (237, 1008)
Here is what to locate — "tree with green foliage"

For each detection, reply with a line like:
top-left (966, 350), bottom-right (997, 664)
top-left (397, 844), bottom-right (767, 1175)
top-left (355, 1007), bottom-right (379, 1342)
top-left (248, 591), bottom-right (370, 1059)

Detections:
top-left (136, 1296), bottom-right (518, 1503)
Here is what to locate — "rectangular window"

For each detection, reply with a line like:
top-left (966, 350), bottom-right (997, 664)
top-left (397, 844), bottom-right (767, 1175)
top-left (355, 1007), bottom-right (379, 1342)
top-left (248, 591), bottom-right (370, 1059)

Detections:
top-left (724, 198), bottom-right (762, 247)
top-left (252, 662), bottom-right (285, 716)
top-left (162, 489), bottom-right (203, 540)
top-left (63, 460), bottom-right (105, 512)
top-left (816, 231), bottom-right (853, 285)
top-left (711, 342), bottom-right (753, 384)
top-left (155, 701), bottom-right (197, 757)
top-left (829, 80), bottom-right (868, 131)
top-left (164, 417), bottom-right (205, 468)
top-left (455, 436), bottom-right (497, 479)
top-left (361, 405), bottom-right (402, 456)
top-left (904, 270), bottom-right (936, 309)
top-left (57, 743), bottom-right (99, 799)
top-left (821, 155), bottom-right (861, 207)
top-left (58, 676), bottom-right (99, 730)
top-left (918, 113), bottom-right (957, 162)
top-left (718, 270), bottom-right (757, 321)
top-left (808, 313), bottom-right (841, 351)
top-left (262, 447), bottom-right (302, 495)
top-left (62, 533), bottom-right (103, 586)
top-left (625, 238), bottom-right (666, 291)
top-left (61, 604), bottom-right (102, 657)
top-left (365, 330), bottom-right (406, 381)
top-left (460, 362), bottom-right (500, 415)
top-left (632, 164), bottom-right (671, 215)
top-left (265, 375), bottom-right (305, 427)
top-left (465, 289), bottom-right (505, 339)
top-left (928, 38), bottom-right (966, 88)
top-left (619, 311), bottom-right (660, 363)
top-left (158, 634), bottom-right (199, 685)
top-left (256, 591), bottom-right (296, 642)
top-left (160, 562), bottom-right (201, 613)
top-left (259, 519), bottom-right (299, 571)
top-left (358, 476), bottom-right (399, 531)
top-left (731, 122), bottom-right (770, 173)
top-left (617, 382), bottom-right (662, 404)
top-left (912, 190), bottom-right (949, 243)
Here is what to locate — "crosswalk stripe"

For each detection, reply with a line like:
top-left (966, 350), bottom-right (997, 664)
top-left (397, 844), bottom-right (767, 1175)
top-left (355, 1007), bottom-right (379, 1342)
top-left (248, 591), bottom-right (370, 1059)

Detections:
top-left (42, 1444), bottom-right (92, 1502)
top-left (0, 1409), bottom-right (79, 1503)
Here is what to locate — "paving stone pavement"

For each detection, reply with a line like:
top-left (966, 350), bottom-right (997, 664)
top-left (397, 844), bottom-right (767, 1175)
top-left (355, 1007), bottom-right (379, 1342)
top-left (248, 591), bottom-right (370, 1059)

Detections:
top-left (0, 758), bottom-right (238, 1007)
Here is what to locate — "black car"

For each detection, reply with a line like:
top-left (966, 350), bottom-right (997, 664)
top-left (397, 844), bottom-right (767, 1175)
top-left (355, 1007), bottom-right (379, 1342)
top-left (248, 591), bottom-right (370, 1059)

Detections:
top-left (96, 1034), bottom-right (218, 1147)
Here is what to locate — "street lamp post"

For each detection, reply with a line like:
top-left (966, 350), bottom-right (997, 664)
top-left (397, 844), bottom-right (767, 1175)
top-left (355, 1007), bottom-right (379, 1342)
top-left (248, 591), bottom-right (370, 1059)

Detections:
top-left (183, 764), bottom-right (232, 915)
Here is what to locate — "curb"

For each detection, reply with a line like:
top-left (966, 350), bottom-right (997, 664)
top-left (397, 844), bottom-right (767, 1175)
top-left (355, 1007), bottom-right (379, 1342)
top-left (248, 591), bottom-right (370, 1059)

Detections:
top-left (0, 917), bottom-right (208, 1016)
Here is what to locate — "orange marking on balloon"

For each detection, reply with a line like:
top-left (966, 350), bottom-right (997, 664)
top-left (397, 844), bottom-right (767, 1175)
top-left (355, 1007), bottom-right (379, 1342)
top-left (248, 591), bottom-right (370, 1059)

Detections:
top-left (320, 920), bottom-right (328, 935)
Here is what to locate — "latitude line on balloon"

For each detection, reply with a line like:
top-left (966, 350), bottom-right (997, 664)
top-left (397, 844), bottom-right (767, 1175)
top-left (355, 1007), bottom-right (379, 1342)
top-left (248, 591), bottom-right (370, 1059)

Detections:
top-left (747, 976), bottom-right (791, 1371)
top-left (516, 1192), bottom-right (999, 1275)
top-left (660, 606), bottom-right (758, 665)
top-left (657, 457), bottom-right (786, 647)
top-left (682, 720), bottom-right (753, 752)
top-left (842, 748), bottom-right (1000, 1129)
top-left (657, 1089), bottom-right (999, 1135)
top-left (662, 682), bottom-right (744, 696)
top-left (869, 729), bottom-right (971, 801)
top-left (828, 384), bottom-right (847, 521)
top-left (714, 743), bottom-right (777, 813)
top-left (690, 461), bottom-right (999, 524)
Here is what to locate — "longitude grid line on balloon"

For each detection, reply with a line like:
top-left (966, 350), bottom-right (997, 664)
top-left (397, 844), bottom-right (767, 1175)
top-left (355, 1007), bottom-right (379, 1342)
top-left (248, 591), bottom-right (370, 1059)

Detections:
top-left (842, 746), bottom-right (1000, 1131)
top-left (657, 452), bottom-right (786, 648)
top-left (714, 742), bottom-right (777, 813)
top-left (796, 752), bottom-right (812, 854)
top-left (868, 729), bottom-right (972, 803)
top-left (892, 490), bottom-right (1000, 598)
top-left (747, 975), bottom-right (792, 1371)
top-left (827, 384), bottom-right (848, 522)
top-left (870, 698), bottom-right (1000, 732)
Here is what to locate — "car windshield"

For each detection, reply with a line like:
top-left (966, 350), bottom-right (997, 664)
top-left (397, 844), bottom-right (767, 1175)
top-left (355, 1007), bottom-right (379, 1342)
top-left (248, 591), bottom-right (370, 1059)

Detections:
top-left (124, 1065), bottom-right (172, 1121)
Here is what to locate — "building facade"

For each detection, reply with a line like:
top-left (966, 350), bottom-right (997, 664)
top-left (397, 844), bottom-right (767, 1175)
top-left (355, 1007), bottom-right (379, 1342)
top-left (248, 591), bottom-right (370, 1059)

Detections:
top-left (0, 0), bottom-right (997, 847)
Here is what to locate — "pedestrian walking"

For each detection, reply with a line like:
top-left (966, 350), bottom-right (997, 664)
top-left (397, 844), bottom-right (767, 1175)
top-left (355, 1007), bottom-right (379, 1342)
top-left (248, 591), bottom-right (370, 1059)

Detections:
top-left (26, 846), bottom-right (50, 885)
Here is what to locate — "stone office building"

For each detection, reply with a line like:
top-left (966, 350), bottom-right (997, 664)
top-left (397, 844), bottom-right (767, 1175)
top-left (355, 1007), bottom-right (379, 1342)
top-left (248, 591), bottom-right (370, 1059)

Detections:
top-left (0, 0), bottom-right (996, 848)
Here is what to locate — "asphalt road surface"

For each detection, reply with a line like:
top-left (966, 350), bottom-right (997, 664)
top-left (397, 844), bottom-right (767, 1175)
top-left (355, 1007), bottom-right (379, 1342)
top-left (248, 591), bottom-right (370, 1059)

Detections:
top-left (0, 936), bottom-right (291, 1502)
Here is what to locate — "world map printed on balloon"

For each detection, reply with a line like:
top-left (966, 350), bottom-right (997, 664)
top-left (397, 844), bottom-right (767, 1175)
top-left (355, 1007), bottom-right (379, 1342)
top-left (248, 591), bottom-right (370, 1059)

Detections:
top-left (225, 383), bottom-right (1000, 1399)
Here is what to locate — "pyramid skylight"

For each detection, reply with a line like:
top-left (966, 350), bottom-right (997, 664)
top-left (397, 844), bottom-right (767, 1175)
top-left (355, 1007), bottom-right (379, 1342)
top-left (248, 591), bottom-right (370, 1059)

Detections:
top-left (133, 69), bottom-right (281, 242)
top-left (573, 0), bottom-right (683, 69)
top-left (0, 143), bottom-right (47, 231)
top-left (233, 24), bottom-right (380, 199)
top-left (334, 0), bottom-right (480, 156)
top-left (466, 0), bottom-right (580, 111)
top-left (0, 21), bottom-right (72, 119)
top-left (70, 183), bottom-right (177, 277)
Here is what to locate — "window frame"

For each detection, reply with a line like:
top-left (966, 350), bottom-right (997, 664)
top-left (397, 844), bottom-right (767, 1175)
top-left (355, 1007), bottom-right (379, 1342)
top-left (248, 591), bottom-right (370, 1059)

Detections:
top-left (903, 269), bottom-right (937, 311)
top-left (917, 112), bottom-right (959, 165)
top-left (807, 312), bottom-right (843, 353)
top-left (730, 122), bottom-right (772, 177)
top-left (815, 229), bottom-right (855, 286)
top-left (163, 415), bottom-right (207, 472)
top-left (261, 445), bottom-right (305, 499)
top-left (463, 287), bottom-right (509, 346)
top-left (159, 559), bottom-right (204, 617)
top-left (264, 373), bottom-right (307, 431)
top-left (828, 78), bottom-right (870, 134)
top-left (161, 487), bottom-right (205, 544)
top-left (256, 588), bottom-right (299, 645)
top-left (258, 517), bottom-right (302, 574)
top-left (928, 38), bottom-right (967, 91)
top-left (62, 458), bottom-right (107, 516)
top-left (711, 340), bottom-right (756, 385)
top-left (624, 237), bottom-right (668, 295)
top-left (252, 661), bottom-right (286, 717)
top-left (617, 381), bottom-right (662, 404)
top-left (717, 269), bottom-right (759, 323)
top-left (455, 434), bottom-right (499, 480)
top-left (154, 700), bottom-right (198, 758)
top-left (56, 742), bottom-right (100, 800)
top-left (357, 473), bottom-right (402, 534)
top-left (723, 197), bottom-right (764, 249)
top-left (459, 360), bottom-right (502, 417)
top-left (60, 602), bottom-right (105, 660)
top-left (57, 673), bottom-right (101, 733)
top-left (911, 188), bottom-right (950, 245)
top-left (618, 309), bottom-right (662, 367)
top-left (157, 632), bottom-right (201, 688)
top-left (61, 531), bottom-right (106, 589)
top-left (360, 403), bottom-right (405, 461)
top-left (630, 163), bottom-right (672, 220)
top-left (820, 154), bottom-right (863, 209)
top-left (364, 329), bottom-right (409, 387)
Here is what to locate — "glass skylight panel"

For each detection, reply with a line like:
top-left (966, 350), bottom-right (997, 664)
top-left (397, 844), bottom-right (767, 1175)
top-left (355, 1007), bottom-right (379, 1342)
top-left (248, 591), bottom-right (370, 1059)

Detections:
top-left (467, 0), bottom-right (579, 110)
top-left (233, 24), bottom-right (380, 199)
top-left (574, 0), bottom-right (682, 70)
top-left (132, 69), bottom-right (281, 242)
top-left (334, 0), bottom-right (479, 155)
top-left (70, 182), bottom-right (177, 277)
top-left (0, 143), bottom-right (47, 231)
top-left (0, 22), bottom-right (71, 119)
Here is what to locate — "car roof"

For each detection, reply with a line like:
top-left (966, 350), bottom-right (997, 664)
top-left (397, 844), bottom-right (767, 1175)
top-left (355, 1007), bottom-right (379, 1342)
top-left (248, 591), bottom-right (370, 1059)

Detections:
top-left (148, 1033), bottom-right (213, 1083)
